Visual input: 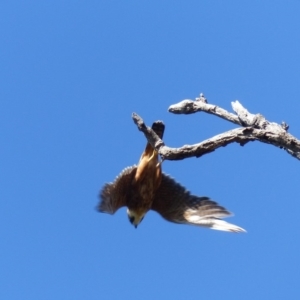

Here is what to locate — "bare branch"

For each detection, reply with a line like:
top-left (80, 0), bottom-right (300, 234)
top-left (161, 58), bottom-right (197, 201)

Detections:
top-left (132, 94), bottom-right (300, 161)
top-left (132, 113), bottom-right (165, 149)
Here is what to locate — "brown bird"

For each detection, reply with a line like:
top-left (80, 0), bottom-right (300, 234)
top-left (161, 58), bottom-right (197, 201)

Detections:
top-left (98, 121), bottom-right (245, 232)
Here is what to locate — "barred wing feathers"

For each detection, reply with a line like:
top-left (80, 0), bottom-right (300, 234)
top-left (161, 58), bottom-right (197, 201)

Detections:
top-left (98, 166), bottom-right (137, 214)
top-left (151, 173), bottom-right (245, 233)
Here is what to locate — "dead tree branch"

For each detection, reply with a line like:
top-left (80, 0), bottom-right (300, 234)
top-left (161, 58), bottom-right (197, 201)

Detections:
top-left (132, 94), bottom-right (300, 161)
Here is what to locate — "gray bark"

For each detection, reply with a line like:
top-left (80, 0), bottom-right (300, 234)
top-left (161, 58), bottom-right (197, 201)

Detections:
top-left (132, 93), bottom-right (300, 161)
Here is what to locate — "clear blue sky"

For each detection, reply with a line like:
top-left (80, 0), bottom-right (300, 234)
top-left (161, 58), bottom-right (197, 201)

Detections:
top-left (1, 1), bottom-right (300, 299)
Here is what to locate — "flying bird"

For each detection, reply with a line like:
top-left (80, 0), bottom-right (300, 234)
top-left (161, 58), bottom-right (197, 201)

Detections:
top-left (97, 121), bottom-right (245, 233)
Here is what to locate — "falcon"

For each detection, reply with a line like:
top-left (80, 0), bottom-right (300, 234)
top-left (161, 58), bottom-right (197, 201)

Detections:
top-left (97, 121), bottom-right (245, 232)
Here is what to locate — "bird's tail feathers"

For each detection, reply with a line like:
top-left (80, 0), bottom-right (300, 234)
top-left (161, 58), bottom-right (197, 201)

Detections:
top-left (184, 207), bottom-right (245, 233)
top-left (200, 218), bottom-right (246, 233)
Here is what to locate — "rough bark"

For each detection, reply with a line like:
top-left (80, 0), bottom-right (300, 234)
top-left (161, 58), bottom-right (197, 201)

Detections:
top-left (132, 94), bottom-right (300, 161)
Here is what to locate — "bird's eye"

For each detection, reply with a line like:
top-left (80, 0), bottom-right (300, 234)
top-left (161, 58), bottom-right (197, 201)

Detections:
top-left (129, 216), bottom-right (135, 224)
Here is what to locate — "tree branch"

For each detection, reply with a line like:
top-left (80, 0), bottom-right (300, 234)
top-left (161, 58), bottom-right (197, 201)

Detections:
top-left (132, 94), bottom-right (300, 161)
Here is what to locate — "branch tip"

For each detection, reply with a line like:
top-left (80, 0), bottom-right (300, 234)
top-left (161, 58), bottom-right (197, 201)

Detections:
top-left (165, 93), bottom-right (300, 161)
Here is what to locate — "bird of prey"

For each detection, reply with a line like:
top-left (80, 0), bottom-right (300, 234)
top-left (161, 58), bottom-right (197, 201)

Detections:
top-left (97, 121), bottom-right (245, 233)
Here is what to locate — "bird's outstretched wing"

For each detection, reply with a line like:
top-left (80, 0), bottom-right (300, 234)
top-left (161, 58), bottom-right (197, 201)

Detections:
top-left (97, 166), bottom-right (137, 214)
top-left (151, 173), bottom-right (245, 232)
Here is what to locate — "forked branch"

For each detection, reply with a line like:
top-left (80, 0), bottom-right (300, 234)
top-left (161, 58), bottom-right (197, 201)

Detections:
top-left (132, 94), bottom-right (300, 160)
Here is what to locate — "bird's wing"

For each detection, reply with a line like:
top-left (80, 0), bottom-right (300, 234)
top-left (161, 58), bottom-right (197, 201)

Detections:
top-left (151, 173), bottom-right (245, 233)
top-left (97, 166), bottom-right (137, 214)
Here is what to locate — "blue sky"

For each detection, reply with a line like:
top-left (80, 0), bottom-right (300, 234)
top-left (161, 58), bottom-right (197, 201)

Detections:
top-left (1, 1), bottom-right (300, 299)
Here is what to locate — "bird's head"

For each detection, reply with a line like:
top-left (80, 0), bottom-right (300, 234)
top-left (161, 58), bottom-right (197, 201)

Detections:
top-left (127, 209), bottom-right (145, 228)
